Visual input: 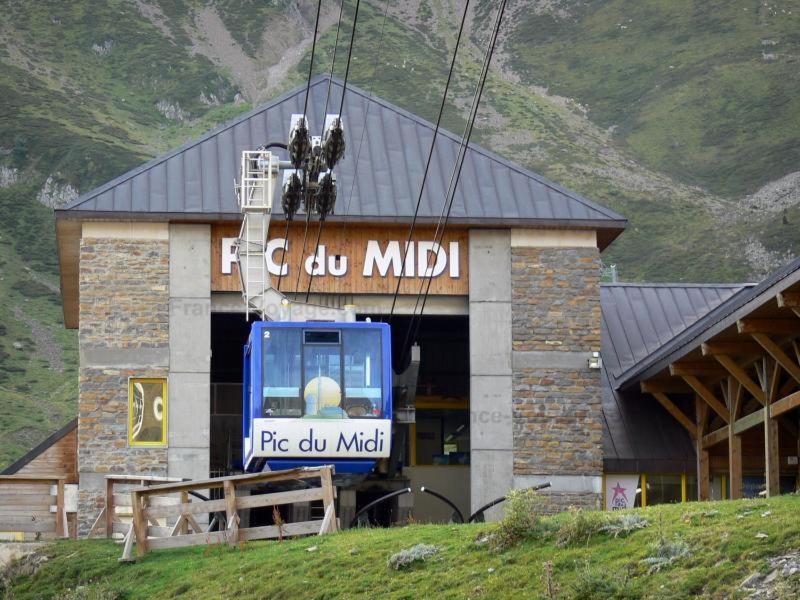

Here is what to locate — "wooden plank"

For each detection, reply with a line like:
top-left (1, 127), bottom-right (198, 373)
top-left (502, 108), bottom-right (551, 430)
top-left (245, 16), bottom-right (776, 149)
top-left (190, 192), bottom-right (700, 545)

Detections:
top-left (119, 525), bottom-right (135, 563)
top-left (680, 375), bottom-right (730, 422)
top-left (732, 409), bottom-right (765, 435)
top-left (106, 477), bottom-right (114, 539)
top-left (235, 488), bottom-right (325, 510)
top-left (701, 341), bottom-right (763, 356)
top-left (240, 520), bottom-right (322, 542)
top-left (318, 504), bottom-right (334, 535)
top-left (185, 514), bottom-right (203, 535)
top-left (113, 493), bottom-right (177, 508)
top-left (771, 390), bottom-right (800, 418)
top-left (0, 476), bottom-right (62, 484)
top-left (147, 525), bottom-right (173, 537)
top-left (319, 467), bottom-right (338, 533)
top-left (0, 494), bottom-right (57, 506)
top-left (713, 355), bottom-right (766, 405)
top-left (695, 399), bottom-right (710, 501)
top-left (764, 408), bottom-right (780, 497)
top-left (752, 333), bottom-right (800, 385)
top-left (650, 392), bottom-right (697, 438)
top-left (145, 498), bottom-right (226, 520)
top-left (224, 480), bottom-right (238, 546)
top-left (179, 492), bottom-right (189, 536)
top-left (640, 380), bottom-right (692, 394)
top-left (148, 530), bottom-right (228, 550)
top-left (669, 361), bottom-right (727, 377)
top-left (0, 509), bottom-right (55, 517)
top-left (0, 516), bottom-right (56, 533)
top-left (88, 507), bottom-right (107, 538)
top-left (702, 426), bottom-right (729, 449)
top-left (133, 467), bottom-right (319, 495)
top-left (738, 318), bottom-right (800, 335)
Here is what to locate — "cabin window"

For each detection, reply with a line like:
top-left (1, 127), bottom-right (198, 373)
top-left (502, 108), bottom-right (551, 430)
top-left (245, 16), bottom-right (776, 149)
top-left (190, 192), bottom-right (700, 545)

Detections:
top-left (128, 377), bottom-right (167, 446)
top-left (342, 329), bottom-right (383, 418)
top-left (262, 328), bottom-right (302, 417)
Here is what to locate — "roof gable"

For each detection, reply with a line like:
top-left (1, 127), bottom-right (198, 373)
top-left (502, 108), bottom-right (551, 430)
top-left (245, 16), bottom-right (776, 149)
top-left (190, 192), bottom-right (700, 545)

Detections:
top-left (59, 76), bottom-right (625, 236)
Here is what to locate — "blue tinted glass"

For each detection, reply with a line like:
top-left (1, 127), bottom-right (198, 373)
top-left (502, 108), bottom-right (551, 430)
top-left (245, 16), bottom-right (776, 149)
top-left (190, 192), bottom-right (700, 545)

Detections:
top-left (342, 329), bottom-right (382, 417)
top-left (262, 328), bottom-right (302, 417)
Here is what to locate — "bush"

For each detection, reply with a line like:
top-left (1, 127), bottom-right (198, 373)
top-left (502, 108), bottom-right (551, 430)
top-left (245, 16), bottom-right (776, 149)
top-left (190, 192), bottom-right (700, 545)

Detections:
top-left (568, 562), bottom-right (637, 600)
top-left (492, 488), bottom-right (543, 550)
top-left (387, 544), bottom-right (439, 570)
top-left (600, 513), bottom-right (650, 538)
top-left (556, 508), bottom-right (604, 547)
top-left (641, 536), bottom-right (691, 574)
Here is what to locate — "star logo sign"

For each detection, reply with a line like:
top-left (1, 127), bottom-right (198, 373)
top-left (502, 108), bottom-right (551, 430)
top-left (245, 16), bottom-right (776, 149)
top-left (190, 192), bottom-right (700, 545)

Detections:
top-left (610, 481), bottom-right (629, 510)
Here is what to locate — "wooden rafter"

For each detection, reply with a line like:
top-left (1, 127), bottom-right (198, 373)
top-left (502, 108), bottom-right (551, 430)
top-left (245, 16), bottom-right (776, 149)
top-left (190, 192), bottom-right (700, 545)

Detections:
top-left (701, 341), bottom-right (763, 357)
top-left (751, 333), bottom-right (800, 385)
top-left (669, 361), bottom-right (728, 377)
top-left (713, 354), bottom-right (766, 405)
top-left (776, 291), bottom-right (800, 308)
top-left (737, 318), bottom-right (800, 335)
top-left (677, 373), bottom-right (730, 423)
top-left (702, 425), bottom-right (729, 449)
top-left (650, 391), bottom-right (697, 438)
top-left (770, 390), bottom-right (800, 418)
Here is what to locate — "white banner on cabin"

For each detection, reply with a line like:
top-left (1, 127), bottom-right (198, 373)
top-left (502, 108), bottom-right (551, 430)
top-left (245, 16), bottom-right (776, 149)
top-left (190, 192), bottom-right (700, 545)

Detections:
top-left (252, 418), bottom-right (392, 459)
top-left (605, 475), bottom-right (640, 510)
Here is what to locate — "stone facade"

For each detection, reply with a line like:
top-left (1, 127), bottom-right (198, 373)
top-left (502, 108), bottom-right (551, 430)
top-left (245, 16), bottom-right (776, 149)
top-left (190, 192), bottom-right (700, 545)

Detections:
top-left (511, 246), bottom-right (603, 511)
top-left (77, 235), bottom-right (170, 532)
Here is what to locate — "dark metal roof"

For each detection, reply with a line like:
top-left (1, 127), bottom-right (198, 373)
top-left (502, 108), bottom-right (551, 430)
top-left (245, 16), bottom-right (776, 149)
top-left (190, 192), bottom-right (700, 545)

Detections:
top-left (1, 419), bottom-right (77, 475)
top-left (615, 256), bottom-right (800, 388)
top-left (57, 75), bottom-right (626, 237)
top-left (600, 282), bottom-right (748, 472)
top-left (601, 283), bottom-right (749, 389)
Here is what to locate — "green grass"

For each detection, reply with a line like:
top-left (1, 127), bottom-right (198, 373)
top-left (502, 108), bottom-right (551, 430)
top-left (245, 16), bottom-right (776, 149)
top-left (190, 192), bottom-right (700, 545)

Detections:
top-left (6, 495), bottom-right (800, 599)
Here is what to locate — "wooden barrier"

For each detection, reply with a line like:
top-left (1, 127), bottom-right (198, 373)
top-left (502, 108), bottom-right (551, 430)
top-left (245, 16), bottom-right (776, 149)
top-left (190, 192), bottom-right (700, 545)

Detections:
top-left (122, 466), bottom-right (338, 561)
top-left (87, 475), bottom-right (184, 540)
top-left (0, 475), bottom-right (68, 539)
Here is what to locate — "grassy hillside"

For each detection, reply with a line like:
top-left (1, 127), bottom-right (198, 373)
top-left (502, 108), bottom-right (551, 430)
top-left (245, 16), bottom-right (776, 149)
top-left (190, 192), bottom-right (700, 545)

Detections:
top-left (5, 495), bottom-right (800, 598)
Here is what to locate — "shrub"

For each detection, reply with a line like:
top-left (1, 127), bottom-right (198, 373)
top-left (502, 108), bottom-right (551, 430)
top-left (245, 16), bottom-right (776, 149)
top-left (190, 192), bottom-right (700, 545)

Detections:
top-left (387, 544), bottom-right (439, 570)
top-left (600, 513), bottom-right (650, 538)
top-left (556, 508), bottom-right (604, 547)
top-left (641, 536), bottom-right (691, 574)
top-left (492, 488), bottom-right (543, 550)
top-left (568, 562), bottom-right (637, 600)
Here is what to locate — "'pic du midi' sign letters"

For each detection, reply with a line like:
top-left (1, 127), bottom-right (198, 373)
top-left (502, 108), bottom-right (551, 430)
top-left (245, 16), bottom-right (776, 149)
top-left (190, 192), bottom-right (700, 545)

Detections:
top-left (253, 419), bottom-right (392, 459)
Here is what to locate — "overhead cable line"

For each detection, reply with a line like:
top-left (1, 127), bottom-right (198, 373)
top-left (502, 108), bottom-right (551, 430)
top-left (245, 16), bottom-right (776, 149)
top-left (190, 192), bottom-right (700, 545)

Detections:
top-left (400, 0), bottom-right (508, 362)
top-left (277, 0), bottom-right (343, 292)
top-left (387, 0), bottom-right (471, 321)
top-left (292, 0), bottom-right (324, 296)
top-left (305, 0), bottom-right (362, 302)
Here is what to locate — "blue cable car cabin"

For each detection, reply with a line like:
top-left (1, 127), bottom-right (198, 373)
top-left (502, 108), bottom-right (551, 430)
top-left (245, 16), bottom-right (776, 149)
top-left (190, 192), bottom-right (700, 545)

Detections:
top-left (243, 321), bottom-right (393, 475)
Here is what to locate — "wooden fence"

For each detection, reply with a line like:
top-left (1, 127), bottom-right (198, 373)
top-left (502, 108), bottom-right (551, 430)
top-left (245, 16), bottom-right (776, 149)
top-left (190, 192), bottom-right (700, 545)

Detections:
top-left (122, 466), bottom-right (338, 561)
top-left (0, 475), bottom-right (68, 539)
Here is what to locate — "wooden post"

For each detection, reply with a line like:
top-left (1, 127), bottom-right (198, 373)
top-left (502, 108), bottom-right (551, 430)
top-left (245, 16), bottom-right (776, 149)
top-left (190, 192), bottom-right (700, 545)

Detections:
top-left (765, 406), bottom-right (780, 497)
top-left (729, 431), bottom-right (743, 499)
top-left (320, 466), bottom-right (338, 532)
top-left (223, 480), bottom-right (239, 546)
top-left (131, 490), bottom-right (148, 557)
top-left (179, 491), bottom-right (189, 535)
top-left (55, 479), bottom-right (66, 538)
top-left (695, 399), bottom-right (710, 500)
top-left (106, 478), bottom-right (115, 538)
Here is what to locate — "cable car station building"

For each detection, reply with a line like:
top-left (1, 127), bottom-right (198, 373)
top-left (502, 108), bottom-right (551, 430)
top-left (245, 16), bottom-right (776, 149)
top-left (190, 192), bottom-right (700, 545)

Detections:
top-left (44, 77), bottom-right (800, 532)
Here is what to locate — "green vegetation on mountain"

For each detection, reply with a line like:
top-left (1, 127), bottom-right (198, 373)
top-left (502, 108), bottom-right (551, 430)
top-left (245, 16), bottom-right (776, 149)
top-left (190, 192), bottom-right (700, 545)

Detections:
top-left (5, 495), bottom-right (800, 598)
top-left (0, 0), bottom-right (799, 466)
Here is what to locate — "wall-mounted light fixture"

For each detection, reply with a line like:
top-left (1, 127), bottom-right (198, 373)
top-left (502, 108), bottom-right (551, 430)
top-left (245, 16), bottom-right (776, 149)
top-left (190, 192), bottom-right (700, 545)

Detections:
top-left (588, 351), bottom-right (602, 370)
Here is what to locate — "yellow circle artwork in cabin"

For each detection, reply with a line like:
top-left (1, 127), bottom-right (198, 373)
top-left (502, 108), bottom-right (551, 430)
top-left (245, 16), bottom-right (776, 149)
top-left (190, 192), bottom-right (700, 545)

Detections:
top-left (303, 376), bottom-right (343, 418)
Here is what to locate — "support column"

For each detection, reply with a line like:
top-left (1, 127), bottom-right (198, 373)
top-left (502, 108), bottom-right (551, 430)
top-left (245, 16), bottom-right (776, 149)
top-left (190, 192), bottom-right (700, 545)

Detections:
top-left (469, 230), bottom-right (513, 522)
top-left (765, 407), bottom-right (780, 497)
top-left (167, 225), bottom-right (211, 483)
top-left (729, 430), bottom-right (743, 499)
top-left (695, 399), bottom-right (710, 500)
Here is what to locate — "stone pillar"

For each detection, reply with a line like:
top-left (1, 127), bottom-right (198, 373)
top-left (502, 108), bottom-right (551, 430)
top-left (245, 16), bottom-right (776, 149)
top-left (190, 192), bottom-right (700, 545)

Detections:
top-left (510, 230), bottom-right (603, 512)
top-left (469, 230), bottom-right (513, 521)
top-left (77, 222), bottom-right (170, 534)
top-left (167, 224), bottom-right (211, 483)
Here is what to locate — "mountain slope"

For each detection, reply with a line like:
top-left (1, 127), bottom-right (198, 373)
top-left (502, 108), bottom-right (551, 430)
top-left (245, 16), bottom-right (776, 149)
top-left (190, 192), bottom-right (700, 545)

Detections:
top-left (1, 0), bottom-right (799, 467)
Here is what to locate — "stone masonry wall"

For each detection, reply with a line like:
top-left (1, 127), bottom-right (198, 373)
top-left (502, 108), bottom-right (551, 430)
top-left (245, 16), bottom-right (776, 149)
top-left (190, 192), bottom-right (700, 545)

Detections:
top-left (77, 238), bottom-right (169, 532)
top-left (511, 246), bottom-right (603, 511)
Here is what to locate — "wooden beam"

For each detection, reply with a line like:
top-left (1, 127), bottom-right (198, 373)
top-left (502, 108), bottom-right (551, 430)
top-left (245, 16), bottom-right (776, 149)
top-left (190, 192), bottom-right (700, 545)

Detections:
top-left (701, 341), bottom-right (763, 357)
top-left (776, 291), bottom-right (800, 308)
top-left (764, 407), bottom-right (780, 497)
top-left (738, 318), bottom-right (800, 335)
top-left (702, 426), bottom-right (729, 449)
top-left (669, 361), bottom-right (728, 377)
top-left (771, 390), bottom-right (800, 418)
top-left (640, 380), bottom-right (692, 394)
top-left (713, 354), bottom-right (766, 405)
top-left (680, 374), bottom-right (731, 423)
top-left (695, 399), bottom-right (710, 501)
top-left (732, 409), bottom-right (765, 435)
top-left (651, 392), bottom-right (697, 438)
top-left (729, 426), bottom-right (743, 500)
top-left (751, 333), bottom-right (800, 385)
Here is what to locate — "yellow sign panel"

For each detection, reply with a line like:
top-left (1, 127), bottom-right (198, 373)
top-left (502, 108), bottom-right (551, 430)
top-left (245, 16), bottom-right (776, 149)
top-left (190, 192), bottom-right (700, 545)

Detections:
top-left (128, 377), bottom-right (167, 447)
